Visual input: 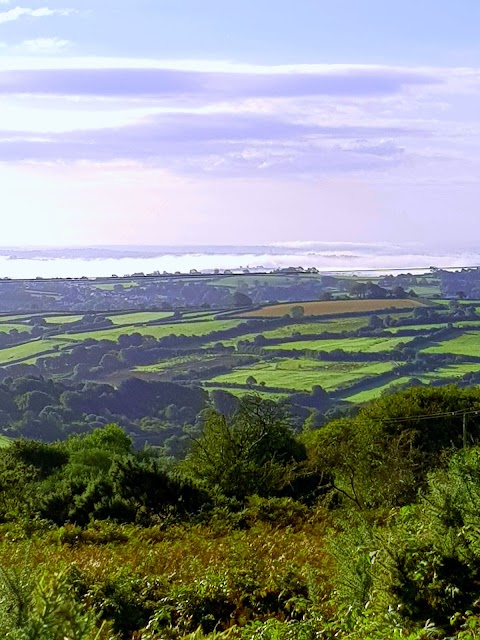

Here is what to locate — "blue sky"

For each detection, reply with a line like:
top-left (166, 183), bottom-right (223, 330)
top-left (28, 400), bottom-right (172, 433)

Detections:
top-left (3, 0), bottom-right (480, 64)
top-left (0, 1), bottom-right (479, 246)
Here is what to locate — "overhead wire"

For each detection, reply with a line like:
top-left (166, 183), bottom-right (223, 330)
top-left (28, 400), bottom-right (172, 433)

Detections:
top-left (367, 408), bottom-right (480, 424)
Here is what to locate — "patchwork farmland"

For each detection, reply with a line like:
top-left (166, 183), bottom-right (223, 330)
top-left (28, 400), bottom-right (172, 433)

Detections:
top-left (1, 268), bottom-right (480, 420)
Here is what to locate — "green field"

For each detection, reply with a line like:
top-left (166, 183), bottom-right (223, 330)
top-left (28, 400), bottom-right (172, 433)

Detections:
top-left (0, 315), bottom-right (31, 322)
top-left (387, 322), bottom-right (457, 333)
top-left (424, 332), bottom-right (480, 357)
top-left (106, 311), bottom-right (172, 325)
top-left (0, 340), bottom-right (70, 365)
top-left (206, 386), bottom-right (289, 400)
top-left (181, 311), bottom-right (216, 319)
top-left (219, 316), bottom-right (415, 347)
top-left (94, 281), bottom-right (137, 290)
top-left (344, 362), bottom-right (480, 404)
top-left (411, 284), bottom-right (442, 297)
top-left (134, 354), bottom-right (217, 373)
top-left (345, 377), bottom-right (413, 403)
top-left (263, 318), bottom-right (370, 338)
top-left (214, 275), bottom-right (307, 288)
top-left (418, 363), bottom-right (480, 379)
top-left (386, 320), bottom-right (480, 334)
top-left (264, 336), bottom-right (414, 353)
top-left (2, 275), bottom-right (480, 409)
top-left (44, 312), bottom-right (174, 326)
top-left (62, 319), bottom-right (246, 342)
top-left (211, 359), bottom-right (394, 392)
top-left (44, 315), bottom-right (84, 324)
top-left (0, 323), bottom-right (32, 333)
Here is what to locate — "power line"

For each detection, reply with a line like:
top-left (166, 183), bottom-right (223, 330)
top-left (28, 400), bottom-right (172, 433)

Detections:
top-left (376, 408), bottom-right (480, 424)
top-left (353, 407), bottom-right (480, 449)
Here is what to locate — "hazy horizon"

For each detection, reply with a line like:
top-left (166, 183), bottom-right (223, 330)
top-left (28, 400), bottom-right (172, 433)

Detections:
top-left (1, 1), bottom-right (480, 246)
top-left (0, 241), bottom-right (480, 279)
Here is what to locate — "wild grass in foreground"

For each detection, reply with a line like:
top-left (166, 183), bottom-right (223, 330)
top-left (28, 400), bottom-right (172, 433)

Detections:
top-left (3, 388), bottom-right (480, 638)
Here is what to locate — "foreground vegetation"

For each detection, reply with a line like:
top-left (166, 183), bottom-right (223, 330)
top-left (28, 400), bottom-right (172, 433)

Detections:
top-left (3, 387), bottom-right (480, 638)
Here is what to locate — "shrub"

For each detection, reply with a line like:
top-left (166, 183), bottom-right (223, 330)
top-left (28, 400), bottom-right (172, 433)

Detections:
top-left (243, 496), bottom-right (309, 528)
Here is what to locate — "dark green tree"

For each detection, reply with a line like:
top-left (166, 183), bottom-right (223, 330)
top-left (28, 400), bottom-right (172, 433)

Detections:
top-left (184, 396), bottom-right (305, 499)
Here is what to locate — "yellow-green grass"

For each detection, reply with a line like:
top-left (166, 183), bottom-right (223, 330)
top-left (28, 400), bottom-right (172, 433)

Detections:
top-left (387, 323), bottom-right (447, 334)
top-left (214, 275), bottom-right (307, 288)
top-left (94, 281), bottom-right (137, 290)
top-left (0, 522), bottom-right (331, 615)
top-left (206, 385), bottom-right (289, 400)
top-left (106, 311), bottom-right (172, 325)
top-left (417, 363), bottom-right (480, 381)
top-left (44, 315), bottom-right (84, 324)
top-left (424, 332), bottom-right (480, 357)
top-left (182, 311), bottom-right (216, 319)
top-left (0, 323), bottom-right (32, 333)
top-left (345, 377), bottom-right (414, 403)
top-left (434, 300), bottom-right (480, 308)
top-left (0, 435), bottom-right (11, 448)
top-left (239, 298), bottom-right (424, 318)
top-left (457, 320), bottom-right (480, 328)
top-left (214, 322), bottom-right (366, 348)
top-left (44, 312), bottom-right (173, 326)
top-left (134, 354), bottom-right (215, 373)
top-left (258, 318), bottom-right (369, 339)
top-left (61, 319), bottom-right (246, 342)
top-left (0, 315), bottom-right (33, 322)
top-left (264, 336), bottom-right (414, 354)
top-left (387, 322), bottom-right (464, 333)
top-left (0, 340), bottom-right (70, 365)
top-left (387, 320), bottom-right (480, 334)
top-left (345, 362), bottom-right (480, 403)
top-left (211, 316), bottom-right (413, 348)
top-left (211, 359), bottom-right (394, 392)
top-left (411, 285), bottom-right (442, 297)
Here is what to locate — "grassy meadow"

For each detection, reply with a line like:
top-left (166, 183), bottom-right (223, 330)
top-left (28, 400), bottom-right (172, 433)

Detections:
top-left (0, 339), bottom-right (71, 365)
top-left (264, 335), bottom-right (414, 353)
top-left (424, 331), bottom-right (480, 357)
top-left (106, 311), bottom-right (173, 325)
top-left (211, 359), bottom-right (394, 392)
top-left (62, 319), bottom-right (246, 342)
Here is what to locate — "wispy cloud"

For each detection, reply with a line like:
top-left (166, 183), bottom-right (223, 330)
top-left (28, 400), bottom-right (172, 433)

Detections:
top-left (0, 60), bottom-right (475, 185)
top-left (0, 111), bottom-right (423, 176)
top-left (0, 6), bottom-right (74, 24)
top-left (21, 37), bottom-right (70, 52)
top-left (0, 65), bottom-right (441, 98)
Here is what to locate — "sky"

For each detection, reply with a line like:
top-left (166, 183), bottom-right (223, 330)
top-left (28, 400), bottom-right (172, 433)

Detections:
top-left (1, 1), bottom-right (480, 247)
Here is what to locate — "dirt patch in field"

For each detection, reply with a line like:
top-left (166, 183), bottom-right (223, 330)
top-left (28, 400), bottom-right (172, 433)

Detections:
top-left (237, 298), bottom-right (424, 318)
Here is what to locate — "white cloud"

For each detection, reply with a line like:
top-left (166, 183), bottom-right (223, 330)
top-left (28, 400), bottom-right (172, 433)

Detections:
top-left (21, 37), bottom-right (70, 52)
top-left (0, 6), bottom-right (74, 24)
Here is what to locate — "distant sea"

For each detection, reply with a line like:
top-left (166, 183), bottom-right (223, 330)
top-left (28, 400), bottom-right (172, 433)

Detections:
top-left (0, 243), bottom-right (479, 279)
